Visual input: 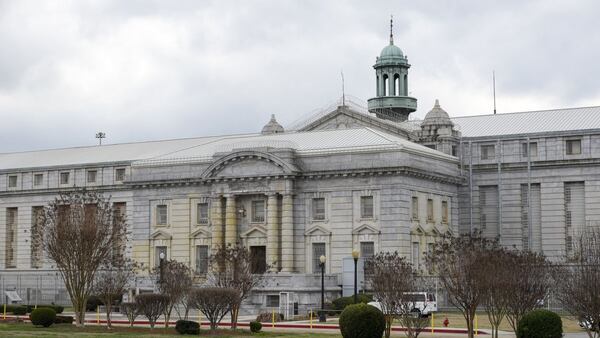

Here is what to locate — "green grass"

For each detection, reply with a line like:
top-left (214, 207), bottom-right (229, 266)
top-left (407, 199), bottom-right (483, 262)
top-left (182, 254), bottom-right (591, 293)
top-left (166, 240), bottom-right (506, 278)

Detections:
top-left (0, 323), bottom-right (342, 338)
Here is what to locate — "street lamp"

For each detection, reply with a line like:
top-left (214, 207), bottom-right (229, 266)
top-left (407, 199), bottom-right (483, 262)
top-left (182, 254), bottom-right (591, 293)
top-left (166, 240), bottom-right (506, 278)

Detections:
top-left (159, 252), bottom-right (165, 286)
top-left (352, 250), bottom-right (359, 304)
top-left (319, 255), bottom-right (326, 322)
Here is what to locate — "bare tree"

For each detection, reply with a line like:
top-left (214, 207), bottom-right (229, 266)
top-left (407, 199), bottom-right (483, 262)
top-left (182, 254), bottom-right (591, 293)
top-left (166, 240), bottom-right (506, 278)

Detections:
top-left (368, 251), bottom-right (428, 338)
top-left (190, 287), bottom-right (238, 331)
top-left (480, 246), bottom-right (513, 338)
top-left (136, 294), bottom-right (169, 328)
top-left (504, 250), bottom-right (550, 334)
top-left (427, 233), bottom-right (498, 338)
top-left (152, 259), bottom-right (193, 328)
top-left (38, 190), bottom-right (127, 326)
top-left (93, 259), bottom-right (138, 328)
top-left (554, 228), bottom-right (600, 338)
top-left (209, 243), bottom-right (265, 329)
top-left (120, 302), bottom-right (139, 327)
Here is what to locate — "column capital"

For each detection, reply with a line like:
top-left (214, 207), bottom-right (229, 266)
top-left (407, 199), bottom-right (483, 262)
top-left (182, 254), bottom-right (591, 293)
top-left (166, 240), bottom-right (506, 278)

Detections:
top-left (266, 192), bottom-right (279, 197)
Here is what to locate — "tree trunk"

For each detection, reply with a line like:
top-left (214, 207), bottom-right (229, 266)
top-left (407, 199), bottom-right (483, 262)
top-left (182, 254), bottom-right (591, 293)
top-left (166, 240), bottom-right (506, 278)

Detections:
top-left (105, 303), bottom-right (112, 328)
top-left (384, 315), bottom-right (392, 338)
top-left (164, 312), bottom-right (170, 328)
top-left (231, 305), bottom-right (239, 329)
top-left (74, 298), bottom-right (86, 327)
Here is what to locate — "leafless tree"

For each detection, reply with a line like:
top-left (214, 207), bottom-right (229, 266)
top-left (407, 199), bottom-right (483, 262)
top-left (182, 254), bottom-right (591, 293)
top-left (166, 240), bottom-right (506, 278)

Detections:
top-left (554, 228), bottom-right (600, 338)
top-left (190, 287), bottom-right (239, 331)
top-left (480, 246), bottom-right (513, 338)
top-left (120, 302), bottom-right (139, 327)
top-left (38, 190), bottom-right (127, 327)
top-left (426, 232), bottom-right (498, 338)
top-left (208, 243), bottom-right (265, 329)
top-left (136, 294), bottom-right (169, 328)
top-left (152, 259), bottom-right (193, 328)
top-left (504, 250), bottom-right (550, 334)
top-left (93, 259), bottom-right (138, 328)
top-left (368, 251), bottom-right (428, 338)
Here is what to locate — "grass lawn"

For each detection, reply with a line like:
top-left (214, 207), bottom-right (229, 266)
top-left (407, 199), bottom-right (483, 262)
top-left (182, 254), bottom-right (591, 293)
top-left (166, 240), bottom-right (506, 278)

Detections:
top-left (0, 322), bottom-right (346, 338)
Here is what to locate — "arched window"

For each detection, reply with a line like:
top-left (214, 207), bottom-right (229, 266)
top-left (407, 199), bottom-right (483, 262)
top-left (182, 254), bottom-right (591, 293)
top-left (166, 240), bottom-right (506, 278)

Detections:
top-left (404, 74), bottom-right (408, 95)
top-left (383, 74), bottom-right (389, 96)
top-left (394, 74), bottom-right (400, 96)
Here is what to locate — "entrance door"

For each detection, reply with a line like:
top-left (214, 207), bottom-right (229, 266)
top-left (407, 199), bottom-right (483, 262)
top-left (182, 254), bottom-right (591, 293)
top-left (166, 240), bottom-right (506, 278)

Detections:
top-left (250, 246), bottom-right (266, 274)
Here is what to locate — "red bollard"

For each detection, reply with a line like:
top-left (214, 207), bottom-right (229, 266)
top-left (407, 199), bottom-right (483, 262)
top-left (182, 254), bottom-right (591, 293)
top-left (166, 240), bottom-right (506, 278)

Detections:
top-left (443, 317), bottom-right (450, 327)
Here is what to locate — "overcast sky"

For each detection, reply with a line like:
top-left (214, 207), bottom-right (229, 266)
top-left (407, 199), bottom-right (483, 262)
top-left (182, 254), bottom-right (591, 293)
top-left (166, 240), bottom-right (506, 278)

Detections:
top-left (1, 0), bottom-right (599, 152)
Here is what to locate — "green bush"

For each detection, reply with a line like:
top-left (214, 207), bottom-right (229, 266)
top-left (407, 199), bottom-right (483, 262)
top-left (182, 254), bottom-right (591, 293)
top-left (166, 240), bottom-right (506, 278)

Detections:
top-left (26, 305), bottom-right (64, 314)
top-left (339, 303), bottom-right (385, 338)
top-left (30, 308), bottom-right (57, 327)
top-left (249, 321), bottom-right (262, 333)
top-left (332, 294), bottom-right (373, 311)
top-left (517, 309), bottom-right (562, 338)
top-left (54, 315), bottom-right (74, 324)
top-left (175, 319), bottom-right (200, 335)
top-left (86, 296), bottom-right (104, 311)
top-left (11, 305), bottom-right (27, 315)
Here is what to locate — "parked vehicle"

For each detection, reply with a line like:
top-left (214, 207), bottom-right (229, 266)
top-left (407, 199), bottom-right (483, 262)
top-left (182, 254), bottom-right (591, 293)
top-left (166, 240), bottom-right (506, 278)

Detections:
top-left (368, 292), bottom-right (437, 317)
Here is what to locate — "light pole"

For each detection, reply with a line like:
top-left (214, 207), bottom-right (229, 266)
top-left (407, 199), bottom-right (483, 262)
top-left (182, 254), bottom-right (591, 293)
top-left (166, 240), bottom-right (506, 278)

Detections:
top-left (319, 255), bottom-right (326, 322)
top-left (159, 252), bottom-right (165, 286)
top-left (352, 250), bottom-right (359, 304)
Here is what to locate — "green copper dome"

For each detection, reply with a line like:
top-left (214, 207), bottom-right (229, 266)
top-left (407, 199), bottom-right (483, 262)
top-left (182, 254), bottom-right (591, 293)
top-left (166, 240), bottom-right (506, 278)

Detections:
top-left (380, 43), bottom-right (403, 58)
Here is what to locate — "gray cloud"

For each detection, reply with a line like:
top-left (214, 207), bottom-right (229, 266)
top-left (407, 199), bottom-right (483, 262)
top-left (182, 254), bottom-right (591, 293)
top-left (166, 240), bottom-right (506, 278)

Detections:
top-left (0, 0), bottom-right (599, 152)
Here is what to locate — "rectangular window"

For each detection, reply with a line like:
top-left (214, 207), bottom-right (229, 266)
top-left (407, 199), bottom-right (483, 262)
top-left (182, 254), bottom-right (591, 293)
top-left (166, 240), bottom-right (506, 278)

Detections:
top-left (60, 172), bottom-right (70, 185)
top-left (427, 199), bottom-right (434, 222)
top-left (442, 200), bottom-right (449, 223)
top-left (479, 185), bottom-right (499, 234)
top-left (8, 175), bottom-right (17, 188)
top-left (266, 295), bottom-right (280, 308)
top-left (521, 184), bottom-right (541, 252)
top-left (112, 202), bottom-right (126, 261)
top-left (312, 198), bottom-right (325, 220)
top-left (565, 182), bottom-right (585, 255)
top-left (195, 245), bottom-right (209, 274)
top-left (33, 174), bottom-right (43, 187)
top-left (250, 246), bottom-right (267, 274)
top-left (361, 242), bottom-right (375, 277)
top-left (411, 196), bottom-right (419, 220)
top-left (155, 246), bottom-right (167, 268)
top-left (312, 243), bottom-right (326, 274)
top-left (522, 142), bottom-right (537, 157)
top-left (196, 203), bottom-right (209, 224)
top-left (452, 145), bottom-right (458, 157)
top-left (252, 200), bottom-right (265, 223)
top-left (115, 168), bottom-right (126, 182)
top-left (156, 205), bottom-right (168, 225)
top-left (31, 207), bottom-right (44, 268)
top-left (480, 144), bottom-right (495, 160)
top-left (87, 170), bottom-right (97, 183)
top-left (566, 139), bottom-right (581, 155)
top-left (5, 208), bottom-right (18, 268)
top-left (411, 242), bottom-right (420, 268)
top-left (360, 196), bottom-right (374, 219)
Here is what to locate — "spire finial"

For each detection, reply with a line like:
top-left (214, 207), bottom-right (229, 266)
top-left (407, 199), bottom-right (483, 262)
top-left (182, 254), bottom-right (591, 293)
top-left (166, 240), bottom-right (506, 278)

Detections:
top-left (389, 15), bottom-right (394, 44)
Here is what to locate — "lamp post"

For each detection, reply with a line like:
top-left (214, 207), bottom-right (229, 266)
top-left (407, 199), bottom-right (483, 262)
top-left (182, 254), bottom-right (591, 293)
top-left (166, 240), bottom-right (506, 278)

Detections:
top-left (352, 250), bottom-right (359, 304)
top-left (159, 252), bottom-right (165, 286)
top-left (319, 255), bottom-right (326, 322)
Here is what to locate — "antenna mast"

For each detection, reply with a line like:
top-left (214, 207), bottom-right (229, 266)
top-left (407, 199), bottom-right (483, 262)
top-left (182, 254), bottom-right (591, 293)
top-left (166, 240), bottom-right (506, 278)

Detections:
top-left (341, 70), bottom-right (345, 106)
top-left (493, 70), bottom-right (497, 114)
top-left (390, 15), bottom-right (394, 44)
top-left (95, 132), bottom-right (106, 146)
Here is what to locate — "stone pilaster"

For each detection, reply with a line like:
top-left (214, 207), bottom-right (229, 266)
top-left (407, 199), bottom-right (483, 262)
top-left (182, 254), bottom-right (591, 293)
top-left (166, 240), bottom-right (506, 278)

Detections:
top-left (225, 194), bottom-right (237, 246)
top-left (266, 193), bottom-right (280, 271)
top-left (210, 196), bottom-right (224, 251)
top-left (281, 193), bottom-right (294, 272)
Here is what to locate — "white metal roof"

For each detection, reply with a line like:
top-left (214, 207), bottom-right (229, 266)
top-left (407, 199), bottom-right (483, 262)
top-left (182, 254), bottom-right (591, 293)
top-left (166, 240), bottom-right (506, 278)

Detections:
top-left (0, 128), bottom-right (452, 171)
top-left (452, 106), bottom-right (600, 138)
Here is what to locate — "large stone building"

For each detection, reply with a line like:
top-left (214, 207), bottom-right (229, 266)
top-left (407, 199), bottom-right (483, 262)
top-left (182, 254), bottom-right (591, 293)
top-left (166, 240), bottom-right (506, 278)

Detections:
top-left (1, 27), bottom-right (600, 314)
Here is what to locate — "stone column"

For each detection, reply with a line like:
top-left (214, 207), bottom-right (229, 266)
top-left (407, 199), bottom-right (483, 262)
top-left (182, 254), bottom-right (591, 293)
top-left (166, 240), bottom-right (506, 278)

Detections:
top-left (281, 194), bottom-right (294, 272)
top-left (389, 72), bottom-right (396, 96)
top-left (266, 193), bottom-right (279, 271)
top-left (225, 194), bottom-right (237, 246)
top-left (210, 196), bottom-right (224, 251)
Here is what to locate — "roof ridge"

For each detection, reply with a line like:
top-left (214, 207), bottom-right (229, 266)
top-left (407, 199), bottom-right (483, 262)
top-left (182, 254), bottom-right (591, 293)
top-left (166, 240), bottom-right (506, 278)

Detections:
top-left (453, 105), bottom-right (600, 119)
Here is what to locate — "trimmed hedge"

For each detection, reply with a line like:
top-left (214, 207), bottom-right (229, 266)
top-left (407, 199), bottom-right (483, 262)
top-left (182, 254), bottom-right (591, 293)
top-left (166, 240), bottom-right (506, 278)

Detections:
top-left (54, 315), bottom-right (74, 324)
top-left (517, 309), bottom-right (562, 338)
top-left (250, 321), bottom-right (262, 333)
top-left (175, 320), bottom-right (200, 335)
top-left (339, 303), bottom-right (385, 338)
top-left (25, 305), bottom-right (64, 314)
top-left (30, 308), bottom-right (56, 327)
top-left (86, 296), bottom-right (103, 311)
top-left (12, 306), bottom-right (27, 315)
top-left (332, 294), bottom-right (373, 311)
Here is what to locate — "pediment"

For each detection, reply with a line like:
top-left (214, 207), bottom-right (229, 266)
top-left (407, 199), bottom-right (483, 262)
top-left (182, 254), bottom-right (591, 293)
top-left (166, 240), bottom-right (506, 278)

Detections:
top-left (190, 227), bottom-right (211, 239)
top-left (352, 224), bottom-right (380, 235)
top-left (150, 229), bottom-right (172, 240)
top-left (410, 223), bottom-right (427, 235)
top-left (305, 224), bottom-right (332, 236)
top-left (240, 225), bottom-right (267, 238)
top-left (202, 151), bottom-right (298, 179)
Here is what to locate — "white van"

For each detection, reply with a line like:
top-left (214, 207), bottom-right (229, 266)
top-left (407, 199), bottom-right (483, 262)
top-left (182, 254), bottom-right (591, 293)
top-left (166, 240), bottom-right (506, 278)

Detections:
top-left (368, 292), bottom-right (437, 316)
